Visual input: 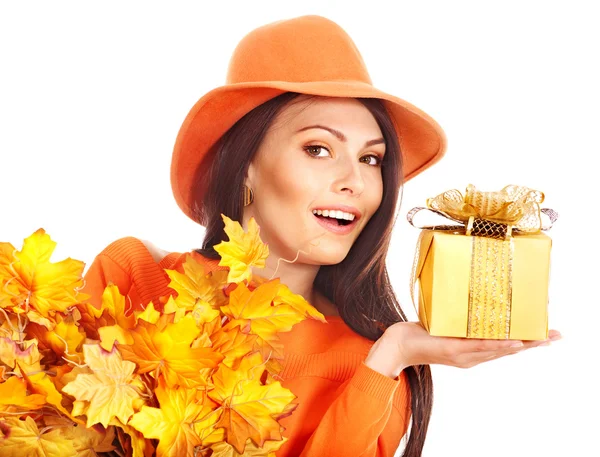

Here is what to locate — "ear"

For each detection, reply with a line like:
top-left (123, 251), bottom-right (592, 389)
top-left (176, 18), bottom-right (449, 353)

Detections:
top-left (245, 162), bottom-right (256, 187)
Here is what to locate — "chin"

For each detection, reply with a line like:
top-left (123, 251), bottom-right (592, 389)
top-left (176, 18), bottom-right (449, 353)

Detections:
top-left (304, 245), bottom-right (351, 266)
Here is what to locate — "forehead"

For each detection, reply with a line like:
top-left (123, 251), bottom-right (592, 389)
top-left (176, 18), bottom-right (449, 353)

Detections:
top-left (271, 95), bottom-right (381, 133)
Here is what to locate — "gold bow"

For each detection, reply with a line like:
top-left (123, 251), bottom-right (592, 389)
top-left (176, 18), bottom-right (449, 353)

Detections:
top-left (426, 184), bottom-right (545, 232)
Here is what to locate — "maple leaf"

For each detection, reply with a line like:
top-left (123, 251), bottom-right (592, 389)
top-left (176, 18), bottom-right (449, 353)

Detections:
top-left (27, 316), bottom-right (85, 362)
top-left (118, 315), bottom-right (224, 388)
top-left (0, 337), bottom-right (42, 376)
top-left (214, 215), bottom-right (269, 283)
top-left (41, 416), bottom-right (116, 457)
top-left (111, 418), bottom-right (155, 457)
top-left (0, 242), bottom-right (21, 309)
top-left (129, 381), bottom-right (214, 457)
top-left (221, 280), bottom-right (304, 339)
top-left (0, 229), bottom-right (87, 317)
top-left (62, 344), bottom-right (146, 428)
top-left (273, 283), bottom-right (326, 323)
top-left (135, 301), bottom-right (160, 324)
top-left (210, 437), bottom-right (288, 457)
top-left (100, 284), bottom-right (136, 329)
top-left (20, 371), bottom-right (78, 421)
top-left (163, 255), bottom-right (228, 323)
top-left (208, 352), bottom-right (297, 454)
top-left (0, 376), bottom-right (46, 412)
top-left (210, 327), bottom-right (258, 369)
top-left (0, 416), bottom-right (77, 457)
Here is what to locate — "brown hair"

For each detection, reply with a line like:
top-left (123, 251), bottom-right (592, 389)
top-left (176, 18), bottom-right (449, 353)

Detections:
top-left (191, 92), bottom-right (433, 456)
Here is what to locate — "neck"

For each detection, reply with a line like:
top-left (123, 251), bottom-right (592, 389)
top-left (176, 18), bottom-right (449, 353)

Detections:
top-left (251, 253), bottom-right (320, 304)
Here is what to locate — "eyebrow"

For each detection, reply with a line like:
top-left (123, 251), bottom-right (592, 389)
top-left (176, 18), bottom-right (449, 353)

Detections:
top-left (295, 124), bottom-right (385, 149)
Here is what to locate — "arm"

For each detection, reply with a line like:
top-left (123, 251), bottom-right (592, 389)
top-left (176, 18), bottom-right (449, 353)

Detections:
top-left (298, 358), bottom-right (411, 457)
top-left (81, 247), bottom-right (134, 308)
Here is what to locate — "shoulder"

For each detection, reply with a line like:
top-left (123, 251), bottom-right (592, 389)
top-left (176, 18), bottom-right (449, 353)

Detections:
top-left (93, 236), bottom-right (181, 272)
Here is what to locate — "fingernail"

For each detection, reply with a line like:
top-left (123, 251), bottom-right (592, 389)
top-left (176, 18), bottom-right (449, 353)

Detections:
top-left (550, 334), bottom-right (562, 341)
top-left (539, 341), bottom-right (551, 346)
top-left (510, 342), bottom-right (524, 348)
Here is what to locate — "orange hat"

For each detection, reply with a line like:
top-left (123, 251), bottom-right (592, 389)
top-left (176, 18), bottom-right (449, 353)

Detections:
top-left (171, 15), bottom-right (447, 224)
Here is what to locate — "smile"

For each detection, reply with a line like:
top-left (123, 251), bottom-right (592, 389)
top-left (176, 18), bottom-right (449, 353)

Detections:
top-left (311, 209), bottom-right (359, 235)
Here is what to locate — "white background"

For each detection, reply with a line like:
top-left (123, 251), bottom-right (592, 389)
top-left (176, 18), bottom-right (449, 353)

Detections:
top-left (1, 1), bottom-right (597, 456)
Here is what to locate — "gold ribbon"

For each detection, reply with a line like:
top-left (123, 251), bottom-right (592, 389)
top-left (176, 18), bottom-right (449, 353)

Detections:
top-left (408, 184), bottom-right (558, 339)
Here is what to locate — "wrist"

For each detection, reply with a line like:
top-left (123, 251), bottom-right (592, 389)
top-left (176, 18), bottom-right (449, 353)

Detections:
top-left (364, 334), bottom-right (407, 379)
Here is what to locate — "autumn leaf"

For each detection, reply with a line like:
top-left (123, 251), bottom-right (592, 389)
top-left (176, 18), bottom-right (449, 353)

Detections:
top-left (210, 327), bottom-right (259, 369)
top-left (27, 317), bottom-right (85, 362)
top-left (129, 381), bottom-right (215, 457)
top-left (135, 301), bottom-right (161, 324)
top-left (0, 229), bottom-right (87, 317)
top-left (221, 280), bottom-right (305, 339)
top-left (208, 352), bottom-right (297, 454)
top-left (100, 284), bottom-right (136, 329)
top-left (163, 255), bottom-right (228, 322)
top-left (274, 283), bottom-right (326, 323)
top-left (0, 376), bottom-right (46, 412)
top-left (118, 316), bottom-right (224, 388)
top-left (42, 416), bottom-right (116, 457)
top-left (0, 337), bottom-right (42, 376)
top-left (210, 437), bottom-right (288, 457)
top-left (62, 344), bottom-right (146, 428)
top-left (214, 215), bottom-right (269, 283)
top-left (0, 416), bottom-right (77, 457)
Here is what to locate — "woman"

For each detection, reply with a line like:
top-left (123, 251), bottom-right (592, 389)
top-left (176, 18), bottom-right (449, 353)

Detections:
top-left (82, 15), bottom-right (560, 457)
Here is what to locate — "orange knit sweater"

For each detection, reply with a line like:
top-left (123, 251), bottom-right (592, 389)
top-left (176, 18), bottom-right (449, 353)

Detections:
top-left (81, 237), bottom-right (412, 457)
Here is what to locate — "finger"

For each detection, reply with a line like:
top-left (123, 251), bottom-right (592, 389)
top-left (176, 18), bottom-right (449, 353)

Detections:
top-left (478, 339), bottom-right (553, 361)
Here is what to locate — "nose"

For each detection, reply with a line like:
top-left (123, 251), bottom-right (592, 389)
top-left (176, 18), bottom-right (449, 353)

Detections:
top-left (332, 155), bottom-right (365, 196)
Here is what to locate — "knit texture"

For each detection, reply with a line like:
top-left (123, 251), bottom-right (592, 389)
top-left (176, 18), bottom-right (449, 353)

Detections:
top-left (82, 237), bottom-right (412, 457)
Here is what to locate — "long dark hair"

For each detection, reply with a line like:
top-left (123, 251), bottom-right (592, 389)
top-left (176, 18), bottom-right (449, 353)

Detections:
top-left (191, 92), bottom-right (433, 456)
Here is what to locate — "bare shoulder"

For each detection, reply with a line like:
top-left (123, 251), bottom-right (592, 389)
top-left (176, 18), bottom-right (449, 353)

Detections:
top-left (139, 239), bottom-right (171, 264)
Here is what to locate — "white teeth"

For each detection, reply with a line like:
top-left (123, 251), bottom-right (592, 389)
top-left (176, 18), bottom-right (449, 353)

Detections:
top-left (312, 209), bottom-right (356, 221)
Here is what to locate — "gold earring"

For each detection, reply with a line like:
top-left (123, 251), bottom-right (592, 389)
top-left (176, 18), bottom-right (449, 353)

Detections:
top-left (243, 185), bottom-right (254, 206)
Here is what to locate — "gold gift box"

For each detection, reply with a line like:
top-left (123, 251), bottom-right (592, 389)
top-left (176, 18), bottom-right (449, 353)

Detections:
top-left (410, 185), bottom-right (557, 341)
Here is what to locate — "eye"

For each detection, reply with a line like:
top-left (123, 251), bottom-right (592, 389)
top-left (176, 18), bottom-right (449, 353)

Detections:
top-left (359, 154), bottom-right (383, 166)
top-left (304, 144), bottom-right (331, 158)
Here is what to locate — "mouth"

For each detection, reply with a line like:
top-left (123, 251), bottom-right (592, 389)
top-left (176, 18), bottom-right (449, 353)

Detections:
top-left (311, 208), bottom-right (360, 234)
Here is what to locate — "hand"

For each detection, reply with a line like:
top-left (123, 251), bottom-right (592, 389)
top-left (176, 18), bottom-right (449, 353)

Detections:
top-left (364, 322), bottom-right (562, 379)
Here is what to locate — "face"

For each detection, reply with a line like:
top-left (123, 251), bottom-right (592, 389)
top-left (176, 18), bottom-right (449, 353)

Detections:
top-left (243, 95), bottom-right (385, 266)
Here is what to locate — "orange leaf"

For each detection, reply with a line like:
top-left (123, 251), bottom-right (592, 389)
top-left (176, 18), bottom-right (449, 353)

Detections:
top-left (208, 352), bottom-right (297, 454)
top-left (0, 376), bottom-right (46, 412)
top-left (118, 316), bottom-right (224, 388)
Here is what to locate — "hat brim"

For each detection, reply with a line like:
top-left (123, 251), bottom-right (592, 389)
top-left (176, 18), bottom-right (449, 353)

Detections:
top-left (171, 80), bottom-right (447, 224)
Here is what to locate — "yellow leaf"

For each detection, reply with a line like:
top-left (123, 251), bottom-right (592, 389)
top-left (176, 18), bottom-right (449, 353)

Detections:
top-left (129, 381), bottom-right (213, 457)
top-left (0, 242), bottom-right (21, 309)
top-left (164, 255), bottom-right (229, 322)
top-left (210, 437), bottom-right (288, 457)
top-left (0, 376), bottom-right (46, 412)
top-left (62, 344), bottom-right (146, 427)
top-left (0, 416), bottom-right (77, 457)
top-left (274, 283), bottom-right (326, 322)
top-left (100, 284), bottom-right (136, 329)
top-left (208, 352), bottom-right (297, 454)
top-left (0, 337), bottom-right (42, 375)
top-left (1, 229), bottom-right (87, 317)
top-left (214, 216), bottom-right (269, 283)
top-left (111, 418), bottom-right (155, 457)
top-left (221, 281), bottom-right (304, 340)
top-left (61, 423), bottom-right (116, 457)
top-left (119, 316), bottom-right (223, 388)
top-left (98, 324), bottom-right (135, 351)
top-left (210, 327), bottom-right (258, 369)
top-left (135, 301), bottom-right (160, 324)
